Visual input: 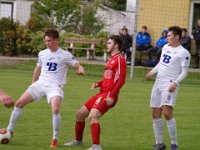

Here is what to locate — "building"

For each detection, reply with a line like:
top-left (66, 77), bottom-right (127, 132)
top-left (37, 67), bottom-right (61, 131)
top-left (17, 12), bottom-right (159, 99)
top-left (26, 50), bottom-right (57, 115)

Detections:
top-left (137, 0), bottom-right (200, 47)
top-left (0, 0), bottom-right (33, 25)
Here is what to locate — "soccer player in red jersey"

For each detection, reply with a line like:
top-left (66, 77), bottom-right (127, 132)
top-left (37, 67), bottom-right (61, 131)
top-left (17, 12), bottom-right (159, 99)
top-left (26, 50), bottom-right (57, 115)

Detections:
top-left (64, 35), bottom-right (127, 150)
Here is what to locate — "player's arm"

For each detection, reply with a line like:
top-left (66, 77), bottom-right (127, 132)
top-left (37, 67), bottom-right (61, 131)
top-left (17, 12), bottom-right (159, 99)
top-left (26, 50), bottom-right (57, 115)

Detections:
top-left (109, 73), bottom-right (126, 99)
top-left (32, 65), bottom-right (41, 83)
top-left (74, 63), bottom-right (84, 75)
top-left (0, 89), bottom-right (14, 108)
top-left (107, 57), bottom-right (127, 100)
top-left (91, 80), bottom-right (103, 90)
top-left (169, 66), bottom-right (189, 92)
top-left (146, 63), bottom-right (159, 78)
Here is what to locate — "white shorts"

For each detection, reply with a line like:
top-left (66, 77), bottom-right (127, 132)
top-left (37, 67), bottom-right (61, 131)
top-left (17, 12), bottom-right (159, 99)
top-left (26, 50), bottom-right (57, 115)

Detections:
top-left (27, 81), bottom-right (64, 104)
top-left (150, 80), bottom-right (179, 108)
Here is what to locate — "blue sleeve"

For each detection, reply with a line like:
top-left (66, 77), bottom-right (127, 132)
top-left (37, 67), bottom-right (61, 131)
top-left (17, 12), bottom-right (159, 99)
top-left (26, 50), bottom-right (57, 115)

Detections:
top-left (145, 35), bottom-right (151, 44)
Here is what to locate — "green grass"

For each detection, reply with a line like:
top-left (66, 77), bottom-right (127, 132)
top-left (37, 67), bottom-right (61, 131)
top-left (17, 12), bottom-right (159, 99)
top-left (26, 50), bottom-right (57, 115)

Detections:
top-left (0, 63), bottom-right (200, 150)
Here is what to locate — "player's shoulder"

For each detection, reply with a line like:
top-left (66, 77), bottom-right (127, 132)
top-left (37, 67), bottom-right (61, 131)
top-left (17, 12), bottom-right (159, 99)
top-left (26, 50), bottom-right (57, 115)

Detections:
top-left (178, 45), bottom-right (191, 57)
top-left (161, 44), bottom-right (169, 51)
top-left (57, 48), bottom-right (73, 56)
top-left (38, 48), bottom-right (48, 55)
top-left (115, 54), bottom-right (126, 61)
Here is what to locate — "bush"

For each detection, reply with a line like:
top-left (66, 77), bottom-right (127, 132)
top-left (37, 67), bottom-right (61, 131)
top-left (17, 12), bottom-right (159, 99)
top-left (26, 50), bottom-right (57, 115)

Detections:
top-left (0, 18), bottom-right (33, 56)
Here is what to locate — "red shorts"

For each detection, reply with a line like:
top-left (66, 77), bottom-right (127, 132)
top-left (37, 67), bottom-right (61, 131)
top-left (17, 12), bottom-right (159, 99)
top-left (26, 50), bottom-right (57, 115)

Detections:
top-left (84, 91), bottom-right (118, 115)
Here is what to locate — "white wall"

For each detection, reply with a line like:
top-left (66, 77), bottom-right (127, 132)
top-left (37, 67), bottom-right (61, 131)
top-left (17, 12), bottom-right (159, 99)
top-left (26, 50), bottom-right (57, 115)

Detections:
top-left (97, 0), bottom-right (136, 35)
top-left (1, 0), bottom-right (32, 25)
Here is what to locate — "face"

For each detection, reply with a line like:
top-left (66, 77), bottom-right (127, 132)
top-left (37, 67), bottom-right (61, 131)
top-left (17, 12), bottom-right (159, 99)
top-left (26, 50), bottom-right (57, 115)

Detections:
top-left (167, 31), bottom-right (179, 46)
top-left (198, 20), bottom-right (200, 26)
top-left (44, 36), bottom-right (58, 51)
top-left (162, 32), bottom-right (167, 37)
top-left (106, 39), bottom-right (115, 54)
top-left (122, 29), bottom-right (127, 35)
top-left (142, 28), bottom-right (146, 33)
top-left (182, 31), bottom-right (187, 37)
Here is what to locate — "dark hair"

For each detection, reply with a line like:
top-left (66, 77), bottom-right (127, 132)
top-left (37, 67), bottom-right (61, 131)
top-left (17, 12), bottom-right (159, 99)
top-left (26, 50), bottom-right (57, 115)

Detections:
top-left (109, 35), bottom-right (123, 51)
top-left (168, 26), bottom-right (182, 40)
top-left (122, 27), bottom-right (128, 32)
top-left (142, 26), bottom-right (147, 30)
top-left (44, 29), bottom-right (59, 39)
top-left (182, 28), bottom-right (187, 32)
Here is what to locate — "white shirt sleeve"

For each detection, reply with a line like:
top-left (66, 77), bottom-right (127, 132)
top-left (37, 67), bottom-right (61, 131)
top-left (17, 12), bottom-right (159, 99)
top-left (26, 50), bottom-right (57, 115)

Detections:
top-left (174, 66), bottom-right (189, 84)
top-left (65, 51), bottom-right (77, 67)
top-left (37, 53), bottom-right (42, 66)
top-left (180, 50), bottom-right (191, 67)
top-left (150, 63), bottom-right (159, 74)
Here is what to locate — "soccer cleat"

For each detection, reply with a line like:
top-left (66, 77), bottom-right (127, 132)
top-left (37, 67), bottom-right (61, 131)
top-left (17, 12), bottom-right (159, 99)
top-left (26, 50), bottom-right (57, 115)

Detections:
top-left (154, 143), bottom-right (166, 150)
top-left (63, 140), bottom-right (83, 146)
top-left (87, 144), bottom-right (103, 150)
top-left (50, 139), bottom-right (58, 148)
top-left (171, 144), bottom-right (178, 150)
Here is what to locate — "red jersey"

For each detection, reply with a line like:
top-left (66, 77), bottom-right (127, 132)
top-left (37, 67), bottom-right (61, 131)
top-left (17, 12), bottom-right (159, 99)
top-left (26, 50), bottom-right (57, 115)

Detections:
top-left (98, 53), bottom-right (126, 98)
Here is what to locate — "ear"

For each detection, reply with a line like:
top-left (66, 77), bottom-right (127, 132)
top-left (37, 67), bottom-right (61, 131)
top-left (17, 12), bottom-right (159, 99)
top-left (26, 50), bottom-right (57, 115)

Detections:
top-left (114, 43), bottom-right (119, 49)
top-left (175, 35), bottom-right (180, 40)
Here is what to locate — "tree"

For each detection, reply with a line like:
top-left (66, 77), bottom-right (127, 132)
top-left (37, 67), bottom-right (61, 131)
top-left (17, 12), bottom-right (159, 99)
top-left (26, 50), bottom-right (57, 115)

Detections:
top-left (101, 0), bottom-right (126, 11)
top-left (31, 0), bottom-right (81, 31)
top-left (79, 3), bottom-right (104, 34)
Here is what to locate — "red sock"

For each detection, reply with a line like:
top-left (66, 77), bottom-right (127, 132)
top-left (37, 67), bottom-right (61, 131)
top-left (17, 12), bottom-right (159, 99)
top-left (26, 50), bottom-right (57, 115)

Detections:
top-left (91, 123), bottom-right (101, 144)
top-left (75, 121), bottom-right (85, 141)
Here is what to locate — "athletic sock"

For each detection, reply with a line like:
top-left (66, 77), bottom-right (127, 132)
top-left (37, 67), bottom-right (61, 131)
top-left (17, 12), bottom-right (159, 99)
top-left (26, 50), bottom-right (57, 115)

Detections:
top-left (7, 107), bottom-right (23, 132)
top-left (153, 118), bottom-right (164, 144)
top-left (91, 123), bottom-right (100, 144)
top-left (52, 113), bottom-right (61, 139)
top-left (75, 121), bottom-right (85, 141)
top-left (167, 118), bottom-right (177, 145)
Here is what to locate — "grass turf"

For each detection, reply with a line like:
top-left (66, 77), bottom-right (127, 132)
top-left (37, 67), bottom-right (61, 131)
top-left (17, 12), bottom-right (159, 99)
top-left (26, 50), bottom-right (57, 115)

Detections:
top-left (0, 62), bottom-right (199, 150)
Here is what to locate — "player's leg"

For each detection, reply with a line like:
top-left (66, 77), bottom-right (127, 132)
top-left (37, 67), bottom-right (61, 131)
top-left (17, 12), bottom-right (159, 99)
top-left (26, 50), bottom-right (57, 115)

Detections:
top-left (152, 108), bottom-right (166, 150)
top-left (87, 108), bottom-right (102, 150)
top-left (7, 91), bottom-right (34, 133)
top-left (161, 83), bottom-right (179, 150)
top-left (64, 105), bottom-right (90, 146)
top-left (163, 106), bottom-right (178, 150)
top-left (150, 82), bottom-right (166, 150)
top-left (75, 105), bottom-right (89, 141)
top-left (51, 96), bottom-right (62, 139)
top-left (49, 96), bottom-right (62, 148)
top-left (87, 92), bottom-right (113, 150)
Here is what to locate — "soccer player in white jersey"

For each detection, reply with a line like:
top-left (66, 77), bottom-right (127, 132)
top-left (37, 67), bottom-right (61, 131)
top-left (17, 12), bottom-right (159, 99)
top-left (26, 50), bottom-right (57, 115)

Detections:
top-left (1, 29), bottom-right (84, 148)
top-left (146, 26), bottom-right (191, 150)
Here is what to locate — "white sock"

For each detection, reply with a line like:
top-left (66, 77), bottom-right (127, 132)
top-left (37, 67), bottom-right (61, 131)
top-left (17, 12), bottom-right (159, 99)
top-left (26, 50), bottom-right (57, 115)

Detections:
top-left (153, 118), bottom-right (164, 144)
top-left (52, 114), bottom-right (61, 140)
top-left (167, 118), bottom-right (177, 145)
top-left (7, 107), bottom-right (23, 132)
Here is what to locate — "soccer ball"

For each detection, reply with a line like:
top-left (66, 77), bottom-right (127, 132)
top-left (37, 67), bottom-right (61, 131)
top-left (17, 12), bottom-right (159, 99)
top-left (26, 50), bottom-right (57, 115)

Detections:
top-left (0, 129), bottom-right (11, 144)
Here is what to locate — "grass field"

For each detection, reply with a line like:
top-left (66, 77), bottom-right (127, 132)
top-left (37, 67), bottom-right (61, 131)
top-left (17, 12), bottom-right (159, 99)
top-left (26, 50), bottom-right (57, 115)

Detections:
top-left (0, 62), bottom-right (200, 150)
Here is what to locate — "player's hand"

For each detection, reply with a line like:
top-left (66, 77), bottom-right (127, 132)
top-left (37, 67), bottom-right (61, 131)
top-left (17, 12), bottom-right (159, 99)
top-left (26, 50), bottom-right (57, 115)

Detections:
top-left (168, 82), bottom-right (177, 92)
top-left (91, 82), bottom-right (99, 90)
top-left (0, 94), bottom-right (14, 108)
top-left (76, 65), bottom-right (84, 75)
top-left (104, 96), bottom-right (114, 106)
top-left (146, 72), bottom-right (153, 78)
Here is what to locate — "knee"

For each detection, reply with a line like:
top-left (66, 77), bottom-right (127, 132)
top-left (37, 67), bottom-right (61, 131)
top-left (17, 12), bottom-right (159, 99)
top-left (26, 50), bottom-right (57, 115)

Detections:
top-left (52, 107), bottom-right (59, 114)
top-left (164, 113), bottom-right (173, 120)
top-left (88, 113), bottom-right (98, 123)
top-left (76, 110), bottom-right (87, 121)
